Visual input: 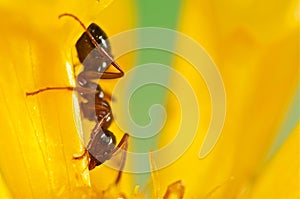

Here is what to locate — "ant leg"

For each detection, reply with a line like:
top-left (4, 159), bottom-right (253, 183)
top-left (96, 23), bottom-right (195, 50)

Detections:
top-left (92, 113), bottom-right (111, 135)
top-left (111, 133), bottom-right (129, 184)
top-left (73, 148), bottom-right (88, 160)
top-left (85, 112), bottom-right (113, 149)
top-left (79, 70), bottom-right (123, 82)
top-left (26, 86), bottom-right (100, 96)
top-left (73, 149), bottom-right (90, 171)
top-left (26, 86), bottom-right (74, 96)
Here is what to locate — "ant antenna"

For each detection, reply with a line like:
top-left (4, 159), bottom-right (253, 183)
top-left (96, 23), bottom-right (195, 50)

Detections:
top-left (58, 13), bottom-right (124, 77)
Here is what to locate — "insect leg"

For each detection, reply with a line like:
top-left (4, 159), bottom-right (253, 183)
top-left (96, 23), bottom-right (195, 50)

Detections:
top-left (26, 86), bottom-right (74, 96)
top-left (79, 70), bottom-right (123, 81)
top-left (73, 148), bottom-right (88, 160)
top-left (111, 133), bottom-right (129, 184)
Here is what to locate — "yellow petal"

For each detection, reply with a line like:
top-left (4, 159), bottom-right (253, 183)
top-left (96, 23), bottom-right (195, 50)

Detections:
top-left (249, 123), bottom-right (299, 199)
top-left (0, 172), bottom-right (12, 199)
top-left (157, 0), bottom-right (299, 198)
top-left (0, 9), bottom-right (90, 198)
top-left (0, 0), bottom-right (136, 197)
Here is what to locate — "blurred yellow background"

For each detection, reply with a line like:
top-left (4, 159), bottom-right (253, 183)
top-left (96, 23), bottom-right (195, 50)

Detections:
top-left (0, 0), bottom-right (298, 198)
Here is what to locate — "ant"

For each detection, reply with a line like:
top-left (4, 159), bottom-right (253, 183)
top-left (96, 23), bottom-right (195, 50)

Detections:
top-left (26, 13), bottom-right (129, 182)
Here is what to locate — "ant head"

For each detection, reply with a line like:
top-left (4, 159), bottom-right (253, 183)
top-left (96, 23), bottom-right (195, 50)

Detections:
top-left (88, 129), bottom-right (116, 164)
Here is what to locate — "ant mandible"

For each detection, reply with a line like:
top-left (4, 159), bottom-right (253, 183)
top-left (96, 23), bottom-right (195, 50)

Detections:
top-left (26, 13), bottom-right (129, 182)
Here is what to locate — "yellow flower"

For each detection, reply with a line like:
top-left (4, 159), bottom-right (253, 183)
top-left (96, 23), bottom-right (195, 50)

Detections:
top-left (157, 0), bottom-right (299, 198)
top-left (0, 0), bottom-right (136, 197)
top-left (0, 0), bottom-right (298, 198)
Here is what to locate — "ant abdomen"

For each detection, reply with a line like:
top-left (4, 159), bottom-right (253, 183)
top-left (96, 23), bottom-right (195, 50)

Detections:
top-left (80, 99), bottom-right (113, 130)
top-left (76, 23), bottom-right (112, 72)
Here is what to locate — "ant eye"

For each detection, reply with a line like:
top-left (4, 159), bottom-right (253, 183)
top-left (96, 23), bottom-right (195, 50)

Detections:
top-left (100, 132), bottom-right (111, 144)
top-left (101, 130), bottom-right (116, 146)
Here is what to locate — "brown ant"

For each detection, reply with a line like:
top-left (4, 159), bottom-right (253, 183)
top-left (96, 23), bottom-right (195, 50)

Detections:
top-left (26, 13), bottom-right (129, 182)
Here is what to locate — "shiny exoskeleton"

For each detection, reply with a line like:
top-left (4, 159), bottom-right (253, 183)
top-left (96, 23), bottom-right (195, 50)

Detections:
top-left (26, 13), bottom-right (128, 179)
top-left (75, 22), bottom-right (114, 130)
